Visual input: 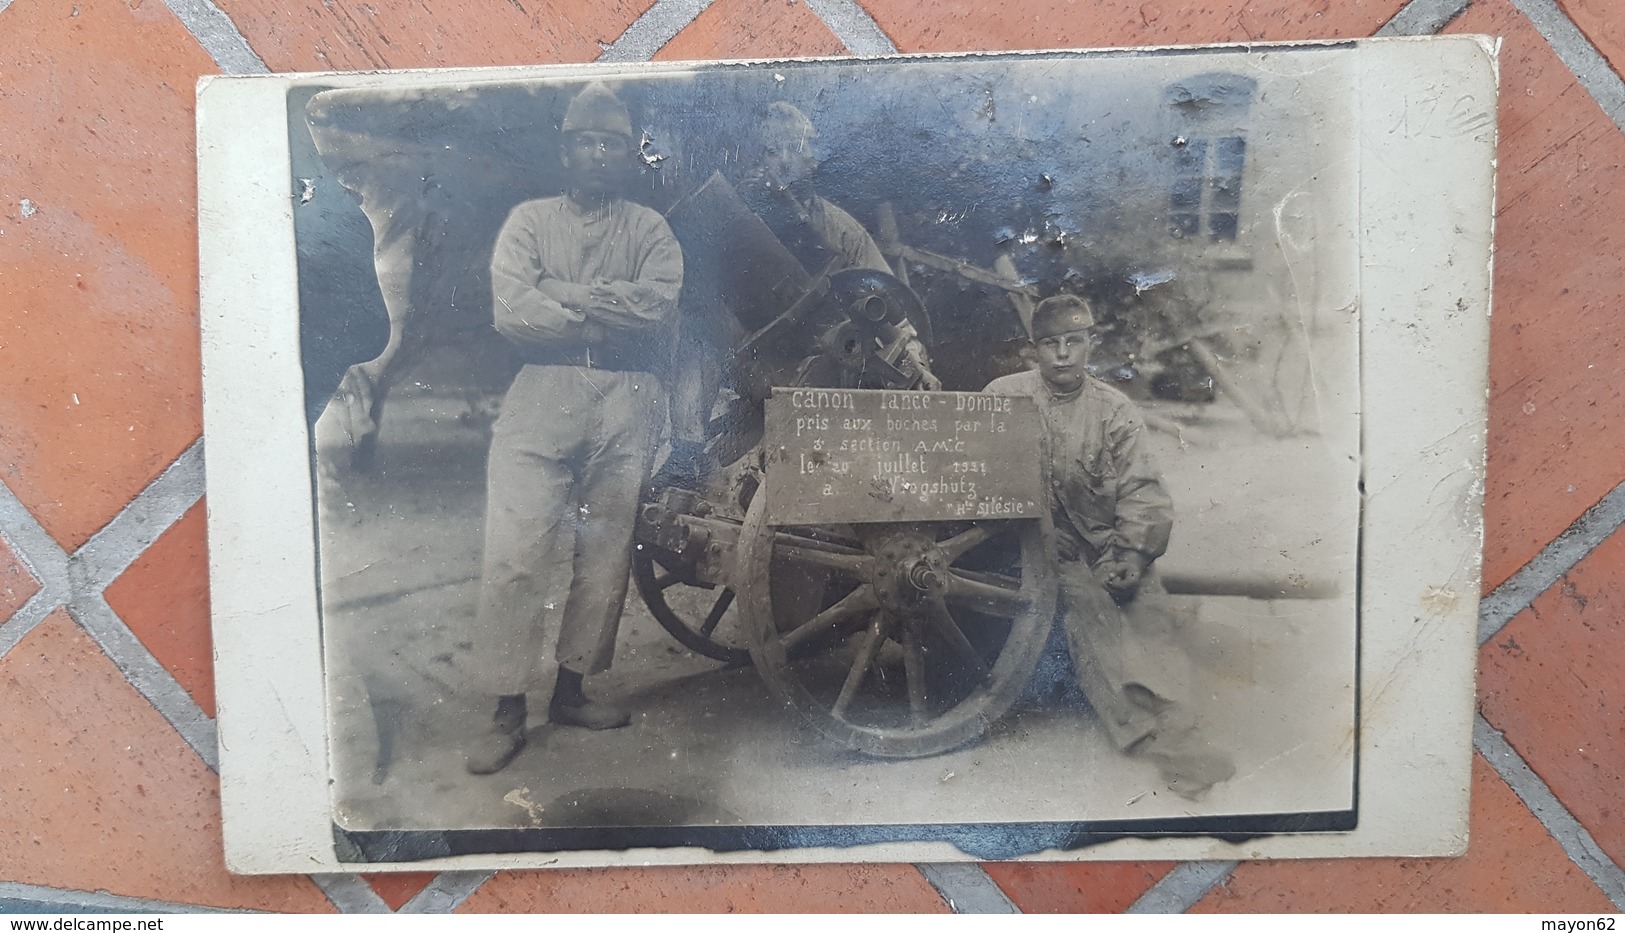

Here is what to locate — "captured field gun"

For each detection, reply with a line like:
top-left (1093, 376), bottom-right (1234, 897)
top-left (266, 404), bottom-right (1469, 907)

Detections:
top-left (633, 175), bottom-right (1333, 760)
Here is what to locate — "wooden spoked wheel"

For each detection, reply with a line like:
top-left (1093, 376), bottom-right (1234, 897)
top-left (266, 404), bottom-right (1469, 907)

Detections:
top-left (632, 546), bottom-right (749, 665)
top-left (736, 493), bottom-right (1058, 758)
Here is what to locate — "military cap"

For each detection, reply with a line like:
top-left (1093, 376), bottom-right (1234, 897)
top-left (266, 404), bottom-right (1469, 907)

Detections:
top-left (1029, 294), bottom-right (1096, 340)
top-left (562, 81), bottom-right (632, 138)
top-left (759, 101), bottom-right (818, 145)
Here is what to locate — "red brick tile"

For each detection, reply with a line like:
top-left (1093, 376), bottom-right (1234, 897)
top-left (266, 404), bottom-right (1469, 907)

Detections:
top-left (102, 501), bottom-right (214, 717)
top-left (1446, 0), bottom-right (1625, 590)
top-left (0, 611), bottom-right (334, 911)
top-left (0, 3), bottom-right (214, 553)
top-left (982, 860), bottom-right (1174, 913)
top-left (1556, 0), bottom-right (1625, 79)
top-left (654, 0), bottom-right (846, 61)
top-left (1191, 755), bottom-right (1615, 912)
top-left (213, 0), bottom-right (653, 71)
top-left (456, 864), bottom-right (949, 912)
top-left (362, 872), bottom-right (437, 911)
top-left (1479, 528), bottom-right (1625, 869)
top-left (0, 536), bottom-right (41, 624)
top-left (859, 0), bottom-right (1407, 53)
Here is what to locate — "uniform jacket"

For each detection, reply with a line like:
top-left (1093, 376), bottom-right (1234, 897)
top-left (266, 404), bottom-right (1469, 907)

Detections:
top-left (983, 369), bottom-right (1173, 564)
top-left (489, 195), bottom-right (683, 361)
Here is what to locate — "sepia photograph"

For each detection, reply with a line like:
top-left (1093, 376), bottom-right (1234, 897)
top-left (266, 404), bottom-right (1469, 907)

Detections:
top-left (288, 48), bottom-right (1364, 861)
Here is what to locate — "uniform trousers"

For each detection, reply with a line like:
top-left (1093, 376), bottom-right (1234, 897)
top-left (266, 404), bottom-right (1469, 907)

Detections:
top-left (472, 364), bottom-right (662, 697)
top-left (1056, 560), bottom-right (1210, 760)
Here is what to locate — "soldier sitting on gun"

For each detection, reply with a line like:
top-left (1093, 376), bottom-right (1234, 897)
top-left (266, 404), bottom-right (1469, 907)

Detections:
top-left (984, 294), bottom-right (1234, 799)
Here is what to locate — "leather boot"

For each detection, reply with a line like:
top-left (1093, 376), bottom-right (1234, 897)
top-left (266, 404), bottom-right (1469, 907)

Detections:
top-left (465, 694), bottom-right (527, 775)
top-left (548, 667), bottom-right (631, 730)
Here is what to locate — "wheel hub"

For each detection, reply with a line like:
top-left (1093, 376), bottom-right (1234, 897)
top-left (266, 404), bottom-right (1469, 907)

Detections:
top-left (868, 532), bottom-right (949, 613)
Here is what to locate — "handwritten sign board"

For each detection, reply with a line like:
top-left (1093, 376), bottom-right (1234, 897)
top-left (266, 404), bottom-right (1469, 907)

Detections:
top-left (763, 388), bottom-right (1045, 525)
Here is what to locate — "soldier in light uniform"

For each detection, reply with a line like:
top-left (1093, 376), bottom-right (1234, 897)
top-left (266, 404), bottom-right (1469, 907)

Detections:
top-left (464, 82), bottom-right (684, 775)
top-left (985, 295), bottom-right (1233, 799)
top-left (664, 101), bottom-right (935, 483)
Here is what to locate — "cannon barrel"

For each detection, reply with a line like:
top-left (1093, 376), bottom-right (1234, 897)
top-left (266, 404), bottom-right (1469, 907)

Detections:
top-left (1159, 570), bottom-right (1338, 600)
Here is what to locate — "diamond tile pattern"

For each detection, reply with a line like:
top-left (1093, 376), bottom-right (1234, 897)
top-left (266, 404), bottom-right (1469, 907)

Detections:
top-left (2, 0), bottom-right (1624, 916)
top-left (1448, 0), bottom-right (1625, 591)
top-left (211, 0), bottom-right (656, 71)
top-left (1190, 756), bottom-right (1616, 912)
top-left (102, 501), bottom-right (215, 716)
top-left (0, 537), bottom-right (40, 623)
top-left (0, 612), bottom-right (334, 912)
top-left (0, 1), bottom-right (215, 553)
top-left (1480, 528), bottom-right (1625, 869)
top-left (455, 864), bottom-right (951, 912)
top-left (982, 861), bottom-right (1175, 913)
top-left (362, 873), bottom-right (439, 912)
top-left (1556, 0), bottom-right (1625, 80)
top-left (654, 0), bottom-right (846, 60)
top-left (859, 0), bottom-right (1409, 52)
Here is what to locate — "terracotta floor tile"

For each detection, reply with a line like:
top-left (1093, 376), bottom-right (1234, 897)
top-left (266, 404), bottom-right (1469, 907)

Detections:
top-left (654, 0), bottom-right (846, 61)
top-left (213, 0), bottom-right (654, 71)
top-left (981, 860), bottom-right (1174, 913)
top-left (0, 3), bottom-right (215, 553)
top-left (1446, 0), bottom-right (1625, 590)
top-left (102, 501), bottom-right (214, 717)
top-left (456, 864), bottom-right (949, 912)
top-left (362, 872), bottom-right (437, 911)
top-left (1556, 0), bottom-right (1625, 79)
top-left (0, 612), bottom-right (333, 912)
top-left (1479, 528), bottom-right (1625, 869)
top-left (1190, 755), bottom-right (1615, 912)
top-left (0, 536), bottom-right (41, 625)
top-left (858, 0), bottom-right (1407, 53)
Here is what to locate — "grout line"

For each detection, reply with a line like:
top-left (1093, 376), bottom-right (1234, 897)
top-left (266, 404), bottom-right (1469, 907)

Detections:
top-left (0, 589), bottom-right (57, 657)
top-left (11, 0), bottom-right (1606, 915)
top-left (0, 478), bottom-right (70, 659)
top-left (71, 439), bottom-right (205, 592)
top-left (397, 871), bottom-right (495, 914)
top-left (1376, 0), bottom-right (1474, 36)
top-left (161, 0), bottom-right (269, 75)
top-left (1505, 0), bottom-right (1625, 134)
top-left (1479, 479), bottom-right (1625, 645)
top-left (0, 882), bottom-right (249, 914)
top-left (0, 443), bottom-right (218, 770)
top-left (915, 864), bottom-right (1019, 914)
top-left (69, 594), bottom-right (219, 770)
top-left (1475, 716), bottom-right (1625, 909)
top-left (1125, 860), bottom-right (1238, 913)
top-left (804, 0), bottom-right (898, 55)
top-left (310, 875), bottom-right (393, 914)
top-left (0, 481), bottom-right (72, 599)
top-left (595, 0), bottom-right (717, 63)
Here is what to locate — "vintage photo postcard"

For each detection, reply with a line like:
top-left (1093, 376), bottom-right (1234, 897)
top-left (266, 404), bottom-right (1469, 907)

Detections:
top-left (197, 36), bottom-right (1496, 872)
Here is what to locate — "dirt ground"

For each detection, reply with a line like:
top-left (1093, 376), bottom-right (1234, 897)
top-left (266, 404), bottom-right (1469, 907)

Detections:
top-left (315, 382), bottom-right (1357, 840)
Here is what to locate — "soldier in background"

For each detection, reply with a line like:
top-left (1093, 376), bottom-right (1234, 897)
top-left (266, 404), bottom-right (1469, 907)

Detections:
top-left (464, 82), bottom-right (684, 775)
top-left (663, 101), bottom-right (936, 484)
top-left (985, 294), bottom-right (1234, 799)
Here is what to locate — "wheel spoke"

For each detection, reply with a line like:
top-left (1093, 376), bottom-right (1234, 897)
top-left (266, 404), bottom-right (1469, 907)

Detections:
top-left (943, 571), bottom-right (1031, 615)
top-left (901, 614), bottom-right (928, 727)
top-left (773, 541), bottom-right (869, 577)
top-left (780, 585), bottom-right (878, 652)
top-left (939, 523), bottom-right (1001, 562)
top-left (699, 588), bottom-right (735, 637)
top-left (927, 600), bottom-right (990, 681)
top-left (831, 612), bottom-right (890, 721)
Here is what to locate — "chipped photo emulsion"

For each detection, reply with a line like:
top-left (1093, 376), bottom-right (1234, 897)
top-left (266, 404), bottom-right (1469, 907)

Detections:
top-left (198, 38), bottom-right (1496, 871)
